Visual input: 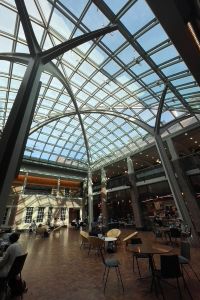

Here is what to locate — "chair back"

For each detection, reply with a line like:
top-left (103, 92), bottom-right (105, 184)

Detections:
top-left (160, 255), bottom-right (181, 278)
top-left (170, 227), bottom-right (181, 238)
top-left (180, 241), bottom-right (190, 260)
top-left (8, 253), bottom-right (28, 279)
top-left (88, 236), bottom-right (104, 249)
top-left (99, 248), bottom-right (106, 265)
top-left (80, 230), bottom-right (89, 239)
top-left (106, 229), bottom-right (121, 238)
top-left (80, 231), bottom-right (89, 244)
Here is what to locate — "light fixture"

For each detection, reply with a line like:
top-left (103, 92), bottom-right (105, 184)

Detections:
top-left (187, 22), bottom-right (200, 51)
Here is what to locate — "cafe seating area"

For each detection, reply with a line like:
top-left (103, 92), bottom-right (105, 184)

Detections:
top-left (18, 227), bottom-right (200, 300)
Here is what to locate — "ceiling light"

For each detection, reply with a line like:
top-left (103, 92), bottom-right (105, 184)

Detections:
top-left (185, 133), bottom-right (188, 136)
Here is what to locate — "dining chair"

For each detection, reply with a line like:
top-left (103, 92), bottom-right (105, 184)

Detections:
top-left (169, 228), bottom-right (181, 245)
top-left (179, 241), bottom-right (200, 281)
top-left (80, 230), bottom-right (89, 249)
top-left (106, 229), bottom-right (121, 239)
top-left (154, 254), bottom-right (193, 300)
top-left (130, 238), bottom-right (149, 278)
top-left (0, 253), bottom-right (28, 300)
top-left (100, 249), bottom-right (124, 293)
top-left (87, 236), bottom-right (104, 256)
top-left (122, 231), bottom-right (138, 249)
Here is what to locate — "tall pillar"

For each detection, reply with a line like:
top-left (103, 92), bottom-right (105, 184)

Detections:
top-left (127, 157), bottom-right (143, 229)
top-left (155, 134), bottom-right (199, 245)
top-left (167, 138), bottom-right (200, 233)
top-left (88, 169), bottom-right (93, 231)
top-left (57, 177), bottom-right (60, 197)
top-left (101, 168), bottom-right (108, 226)
top-left (22, 172), bottom-right (28, 194)
top-left (81, 179), bottom-right (87, 221)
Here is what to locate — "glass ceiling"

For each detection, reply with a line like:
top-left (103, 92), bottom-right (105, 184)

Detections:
top-left (0, 0), bottom-right (199, 171)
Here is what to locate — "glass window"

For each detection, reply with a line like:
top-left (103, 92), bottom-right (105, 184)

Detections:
top-left (2, 208), bottom-right (9, 225)
top-left (36, 207), bottom-right (45, 223)
top-left (25, 207), bottom-right (33, 223)
top-left (60, 208), bottom-right (66, 221)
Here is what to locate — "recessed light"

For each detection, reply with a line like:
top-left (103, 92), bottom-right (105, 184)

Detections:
top-left (190, 137), bottom-right (193, 140)
top-left (195, 141), bottom-right (198, 144)
top-left (185, 133), bottom-right (188, 136)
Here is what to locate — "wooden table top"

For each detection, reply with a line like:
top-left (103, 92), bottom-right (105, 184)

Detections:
top-left (128, 242), bottom-right (172, 255)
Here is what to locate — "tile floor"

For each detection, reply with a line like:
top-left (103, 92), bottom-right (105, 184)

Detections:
top-left (15, 228), bottom-right (200, 300)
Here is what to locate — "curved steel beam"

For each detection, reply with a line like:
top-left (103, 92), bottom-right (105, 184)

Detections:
top-left (155, 85), bottom-right (168, 134)
top-left (45, 62), bottom-right (92, 166)
top-left (0, 53), bottom-right (30, 64)
top-left (29, 108), bottom-right (153, 135)
top-left (15, 0), bottom-right (40, 55)
top-left (160, 114), bottom-right (191, 134)
top-left (41, 24), bottom-right (118, 64)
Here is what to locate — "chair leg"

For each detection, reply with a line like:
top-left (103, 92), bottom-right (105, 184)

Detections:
top-left (188, 263), bottom-right (200, 282)
top-left (182, 273), bottom-right (194, 300)
top-left (157, 278), bottom-right (165, 300)
top-left (104, 267), bottom-right (110, 293)
top-left (103, 266), bottom-right (106, 282)
top-left (132, 254), bottom-right (135, 272)
top-left (176, 278), bottom-right (182, 300)
top-left (135, 257), bottom-right (142, 278)
top-left (116, 266), bottom-right (124, 292)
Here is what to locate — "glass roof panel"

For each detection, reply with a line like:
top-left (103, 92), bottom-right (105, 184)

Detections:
top-left (82, 3), bottom-right (109, 30)
top-left (137, 23), bottom-right (168, 51)
top-left (59, 0), bottom-right (88, 18)
top-left (0, 0), bottom-right (199, 171)
top-left (101, 31), bottom-right (126, 51)
top-left (24, 0), bottom-right (43, 23)
top-left (0, 4), bottom-right (16, 35)
top-left (120, 0), bottom-right (154, 34)
top-left (50, 7), bottom-right (75, 39)
top-left (104, 0), bottom-right (128, 14)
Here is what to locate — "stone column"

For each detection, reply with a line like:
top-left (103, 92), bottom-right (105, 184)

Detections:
top-left (101, 168), bottom-right (108, 226)
top-left (88, 169), bottom-right (93, 231)
top-left (127, 157), bottom-right (143, 229)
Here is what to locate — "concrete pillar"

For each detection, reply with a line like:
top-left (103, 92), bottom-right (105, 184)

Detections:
top-left (155, 134), bottom-right (199, 245)
top-left (22, 172), bottom-right (28, 194)
top-left (127, 157), bottom-right (143, 229)
top-left (167, 138), bottom-right (200, 234)
top-left (101, 168), bottom-right (108, 226)
top-left (88, 169), bottom-right (93, 231)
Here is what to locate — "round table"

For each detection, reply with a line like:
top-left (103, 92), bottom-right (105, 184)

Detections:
top-left (103, 237), bottom-right (117, 242)
top-left (102, 237), bottom-right (117, 253)
top-left (128, 242), bottom-right (172, 286)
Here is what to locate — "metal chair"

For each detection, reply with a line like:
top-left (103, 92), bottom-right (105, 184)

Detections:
top-left (87, 236), bottom-right (104, 256)
top-left (169, 228), bottom-right (181, 245)
top-left (100, 249), bottom-right (124, 293)
top-left (0, 253), bottom-right (28, 300)
top-left (154, 254), bottom-right (193, 300)
top-left (80, 230), bottom-right (89, 249)
top-left (131, 238), bottom-right (149, 278)
top-left (179, 241), bottom-right (200, 281)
